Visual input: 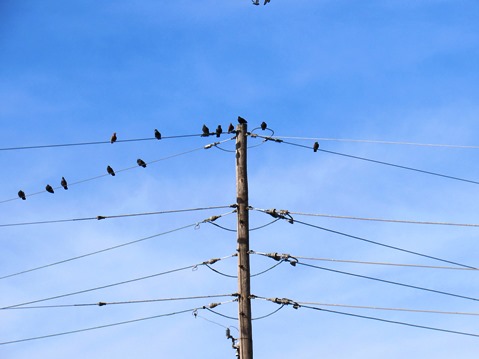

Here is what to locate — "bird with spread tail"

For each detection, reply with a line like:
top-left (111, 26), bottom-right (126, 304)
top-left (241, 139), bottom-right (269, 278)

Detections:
top-left (107, 166), bottom-right (116, 176)
top-left (228, 123), bottom-right (235, 133)
top-left (110, 132), bottom-right (117, 144)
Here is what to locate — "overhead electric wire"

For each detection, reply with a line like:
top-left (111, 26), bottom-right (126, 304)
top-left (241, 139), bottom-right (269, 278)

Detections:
top-left (1, 254), bottom-right (235, 309)
top-left (288, 211), bottom-right (479, 228)
top-left (3, 294), bottom-right (236, 310)
top-left (295, 301), bottom-right (479, 316)
top-left (254, 296), bottom-right (479, 339)
top-left (255, 134), bottom-right (479, 186)
top-left (0, 132), bottom-right (218, 152)
top-left (295, 261), bottom-right (479, 303)
top-left (0, 136), bottom-right (235, 204)
top-left (0, 205), bottom-right (234, 228)
top-left (0, 211), bottom-right (235, 281)
top-left (0, 300), bottom-right (234, 346)
top-left (254, 208), bottom-right (477, 270)
top-left (273, 135), bottom-right (479, 150)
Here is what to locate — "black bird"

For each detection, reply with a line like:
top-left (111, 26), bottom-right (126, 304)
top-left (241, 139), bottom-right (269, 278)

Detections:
top-left (154, 129), bottom-right (161, 140)
top-left (252, 0), bottom-right (259, 4)
top-left (260, 121), bottom-right (267, 130)
top-left (228, 123), bottom-right (235, 133)
top-left (216, 125), bottom-right (222, 138)
top-left (107, 165), bottom-right (116, 176)
top-left (264, 0), bottom-right (270, 4)
top-left (18, 190), bottom-right (26, 200)
top-left (202, 124), bottom-right (210, 137)
top-left (61, 177), bottom-right (68, 190)
top-left (137, 158), bottom-right (147, 168)
top-left (46, 184), bottom-right (54, 194)
top-left (110, 132), bottom-right (117, 144)
top-left (313, 142), bottom-right (319, 152)
top-left (238, 116), bottom-right (247, 124)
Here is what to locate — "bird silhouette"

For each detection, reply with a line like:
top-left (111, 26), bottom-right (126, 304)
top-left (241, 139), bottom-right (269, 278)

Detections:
top-left (154, 129), bottom-right (161, 140)
top-left (110, 132), bottom-right (117, 144)
top-left (228, 123), bottom-right (235, 133)
top-left (137, 158), bottom-right (147, 168)
top-left (261, 121), bottom-right (267, 130)
top-left (238, 116), bottom-right (247, 124)
top-left (202, 124), bottom-right (210, 137)
top-left (61, 177), bottom-right (68, 190)
top-left (216, 125), bottom-right (223, 138)
top-left (252, 0), bottom-right (259, 5)
top-left (107, 166), bottom-right (116, 176)
top-left (264, 0), bottom-right (270, 4)
top-left (313, 142), bottom-right (319, 152)
top-left (18, 190), bottom-right (26, 200)
top-left (46, 184), bottom-right (54, 194)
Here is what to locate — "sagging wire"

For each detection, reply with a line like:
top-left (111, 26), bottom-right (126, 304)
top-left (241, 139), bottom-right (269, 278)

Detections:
top-left (252, 207), bottom-right (478, 270)
top-left (207, 218), bottom-right (280, 232)
top-left (203, 256), bottom-right (287, 279)
top-left (253, 296), bottom-right (479, 338)
top-left (1, 211), bottom-right (236, 281)
top-left (2, 254), bottom-right (237, 309)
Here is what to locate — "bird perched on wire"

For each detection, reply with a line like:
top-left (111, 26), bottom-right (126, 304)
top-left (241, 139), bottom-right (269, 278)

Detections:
top-left (313, 142), bottom-right (319, 152)
top-left (260, 121), bottom-right (267, 130)
top-left (18, 190), bottom-right (26, 200)
top-left (216, 125), bottom-right (223, 138)
top-left (107, 165), bottom-right (116, 176)
top-left (238, 116), bottom-right (247, 124)
top-left (154, 129), bottom-right (161, 140)
top-left (202, 124), bottom-right (210, 137)
top-left (110, 132), bottom-right (117, 144)
top-left (61, 177), bottom-right (68, 190)
top-left (137, 158), bottom-right (147, 168)
top-left (46, 184), bottom-right (54, 194)
top-left (228, 123), bottom-right (235, 133)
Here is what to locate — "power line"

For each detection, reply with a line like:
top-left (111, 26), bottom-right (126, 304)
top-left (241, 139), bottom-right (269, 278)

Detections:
top-left (288, 211), bottom-right (479, 228)
top-left (295, 301), bottom-right (479, 316)
top-left (1, 254), bottom-right (235, 309)
top-left (253, 296), bottom-right (479, 338)
top-left (0, 205), bottom-right (235, 228)
top-left (4, 294), bottom-right (236, 310)
top-left (255, 135), bottom-right (479, 186)
top-left (0, 132), bottom-right (228, 152)
top-left (272, 136), bottom-right (479, 150)
top-left (253, 208), bottom-right (477, 270)
top-left (0, 211), bottom-right (236, 281)
top-left (0, 300), bottom-right (236, 346)
top-left (0, 137), bottom-right (235, 204)
top-left (295, 261), bottom-right (479, 303)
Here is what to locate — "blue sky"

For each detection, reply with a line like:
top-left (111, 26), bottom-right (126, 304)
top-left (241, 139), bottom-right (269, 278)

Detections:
top-left (1, 1), bottom-right (479, 358)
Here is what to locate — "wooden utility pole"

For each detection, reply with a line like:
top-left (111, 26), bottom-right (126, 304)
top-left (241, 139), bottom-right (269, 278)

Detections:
top-left (236, 122), bottom-right (253, 359)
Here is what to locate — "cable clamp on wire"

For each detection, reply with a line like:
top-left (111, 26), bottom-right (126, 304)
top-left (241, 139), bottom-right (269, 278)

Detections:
top-left (206, 302), bottom-right (221, 309)
top-left (230, 203), bottom-right (239, 209)
top-left (204, 141), bottom-right (220, 149)
top-left (264, 208), bottom-right (294, 224)
top-left (203, 258), bottom-right (220, 265)
top-left (271, 297), bottom-right (300, 309)
top-left (263, 252), bottom-right (298, 266)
